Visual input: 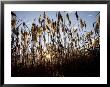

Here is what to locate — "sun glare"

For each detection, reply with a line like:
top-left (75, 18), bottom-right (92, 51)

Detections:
top-left (46, 54), bottom-right (51, 60)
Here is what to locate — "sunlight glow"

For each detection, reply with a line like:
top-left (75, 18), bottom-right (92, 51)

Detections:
top-left (46, 54), bottom-right (51, 60)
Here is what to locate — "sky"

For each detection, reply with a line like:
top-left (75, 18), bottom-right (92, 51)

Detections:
top-left (13, 11), bottom-right (99, 31)
top-left (12, 11), bottom-right (100, 49)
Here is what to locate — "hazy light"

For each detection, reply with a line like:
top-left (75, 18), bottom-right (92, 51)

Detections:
top-left (46, 54), bottom-right (51, 60)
